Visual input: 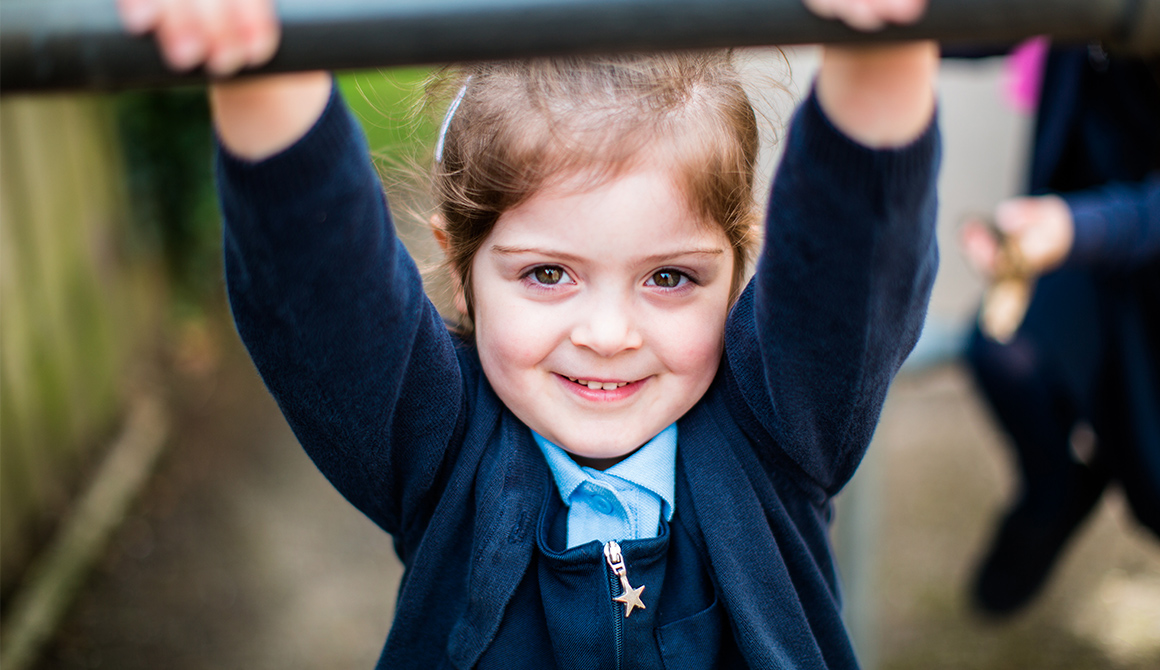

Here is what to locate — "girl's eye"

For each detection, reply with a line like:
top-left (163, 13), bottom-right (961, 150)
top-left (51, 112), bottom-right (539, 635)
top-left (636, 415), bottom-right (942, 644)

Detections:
top-left (530, 265), bottom-right (570, 285)
top-left (647, 269), bottom-right (689, 289)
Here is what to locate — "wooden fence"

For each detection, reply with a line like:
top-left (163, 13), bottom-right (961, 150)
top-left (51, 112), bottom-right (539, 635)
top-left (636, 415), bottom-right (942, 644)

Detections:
top-left (0, 93), bottom-right (163, 598)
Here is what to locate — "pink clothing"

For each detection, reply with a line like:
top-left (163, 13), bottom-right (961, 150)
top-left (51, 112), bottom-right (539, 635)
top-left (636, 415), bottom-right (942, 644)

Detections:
top-left (1004, 36), bottom-right (1050, 114)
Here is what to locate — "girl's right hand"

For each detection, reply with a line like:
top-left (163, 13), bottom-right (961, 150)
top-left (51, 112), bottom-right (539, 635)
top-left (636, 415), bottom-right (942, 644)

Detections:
top-left (120, 0), bottom-right (330, 161)
top-left (118, 0), bottom-right (280, 77)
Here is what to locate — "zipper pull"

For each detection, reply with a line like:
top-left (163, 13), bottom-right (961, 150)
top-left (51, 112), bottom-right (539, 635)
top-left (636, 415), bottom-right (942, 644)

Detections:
top-left (603, 540), bottom-right (646, 617)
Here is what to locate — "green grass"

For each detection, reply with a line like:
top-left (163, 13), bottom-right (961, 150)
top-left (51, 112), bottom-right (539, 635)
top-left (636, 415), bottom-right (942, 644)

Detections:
top-left (337, 68), bottom-right (438, 165)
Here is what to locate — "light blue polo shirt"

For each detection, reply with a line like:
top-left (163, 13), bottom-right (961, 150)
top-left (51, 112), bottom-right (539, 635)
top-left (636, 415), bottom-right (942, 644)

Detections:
top-left (533, 423), bottom-right (677, 549)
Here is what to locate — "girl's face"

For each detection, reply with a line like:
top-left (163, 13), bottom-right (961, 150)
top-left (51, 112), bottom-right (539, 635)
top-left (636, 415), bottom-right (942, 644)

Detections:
top-left (470, 168), bottom-right (734, 469)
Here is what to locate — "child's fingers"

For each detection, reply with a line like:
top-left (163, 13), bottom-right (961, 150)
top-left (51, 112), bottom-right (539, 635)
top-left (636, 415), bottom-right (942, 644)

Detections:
top-left (202, 0), bottom-right (279, 77)
top-left (802, 0), bottom-right (838, 20)
top-left (863, 0), bottom-right (926, 26)
top-left (1000, 196), bottom-right (1074, 273)
top-left (131, 0), bottom-right (278, 76)
top-left (960, 217), bottom-right (1000, 277)
top-left (203, 0), bottom-right (248, 77)
top-left (882, 0), bottom-right (927, 25)
top-left (803, 0), bottom-right (886, 32)
top-left (155, 0), bottom-right (209, 72)
top-left (994, 198), bottom-right (1034, 235)
top-left (803, 0), bottom-right (927, 32)
top-left (846, 3), bottom-right (886, 31)
top-left (234, 0), bottom-right (281, 70)
top-left (118, 0), bottom-right (162, 35)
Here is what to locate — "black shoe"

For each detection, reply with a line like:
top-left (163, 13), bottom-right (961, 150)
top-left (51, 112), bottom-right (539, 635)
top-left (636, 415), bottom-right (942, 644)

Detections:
top-left (971, 463), bottom-right (1109, 616)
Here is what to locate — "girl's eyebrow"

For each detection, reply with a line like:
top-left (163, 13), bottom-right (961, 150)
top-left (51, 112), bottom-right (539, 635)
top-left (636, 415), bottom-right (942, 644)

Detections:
top-left (637, 248), bottom-right (725, 264)
top-left (489, 245), bottom-right (585, 263)
top-left (489, 245), bottom-right (725, 264)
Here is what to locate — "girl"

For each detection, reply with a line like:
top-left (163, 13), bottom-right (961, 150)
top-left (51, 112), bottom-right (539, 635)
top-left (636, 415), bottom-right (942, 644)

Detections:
top-left (121, 0), bottom-right (939, 667)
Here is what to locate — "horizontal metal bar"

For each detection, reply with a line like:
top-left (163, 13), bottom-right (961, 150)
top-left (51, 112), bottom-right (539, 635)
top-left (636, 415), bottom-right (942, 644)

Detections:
top-left (2, 0), bottom-right (1157, 94)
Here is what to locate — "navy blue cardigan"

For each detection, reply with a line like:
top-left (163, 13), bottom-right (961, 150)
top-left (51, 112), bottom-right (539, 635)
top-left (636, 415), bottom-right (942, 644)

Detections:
top-left (217, 83), bottom-right (939, 668)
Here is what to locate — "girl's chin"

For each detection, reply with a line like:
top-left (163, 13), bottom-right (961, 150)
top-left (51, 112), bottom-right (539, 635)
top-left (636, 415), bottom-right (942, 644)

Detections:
top-left (554, 434), bottom-right (647, 470)
top-left (567, 450), bottom-right (636, 471)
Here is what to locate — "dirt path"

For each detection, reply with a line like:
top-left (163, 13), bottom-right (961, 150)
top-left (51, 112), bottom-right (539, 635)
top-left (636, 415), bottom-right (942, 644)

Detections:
top-left (39, 326), bottom-right (401, 670)
top-left (867, 366), bottom-right (1160, 670)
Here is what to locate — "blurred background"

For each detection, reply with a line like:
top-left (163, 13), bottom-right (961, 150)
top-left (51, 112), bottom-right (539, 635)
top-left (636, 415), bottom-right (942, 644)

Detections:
top-left (1, 48), bottom-right (1157, 670)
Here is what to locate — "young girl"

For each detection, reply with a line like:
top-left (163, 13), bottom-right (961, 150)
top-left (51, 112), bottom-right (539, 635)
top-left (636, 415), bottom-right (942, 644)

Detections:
top-left (122, 0), bottom-right (939, 666)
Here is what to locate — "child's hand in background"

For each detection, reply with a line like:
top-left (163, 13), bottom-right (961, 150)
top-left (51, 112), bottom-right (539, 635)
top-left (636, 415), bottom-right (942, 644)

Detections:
top-left (961, 196), bottom-right (1075, 278)
top-left (803, 0), bottom-right (927, 31)
top-left (118, 0), bottom-right (279, 76)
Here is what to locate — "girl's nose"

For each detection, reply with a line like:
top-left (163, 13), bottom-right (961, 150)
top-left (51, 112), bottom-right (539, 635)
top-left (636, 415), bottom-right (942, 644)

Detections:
top-left (570, 297), bottom-right (643, 357)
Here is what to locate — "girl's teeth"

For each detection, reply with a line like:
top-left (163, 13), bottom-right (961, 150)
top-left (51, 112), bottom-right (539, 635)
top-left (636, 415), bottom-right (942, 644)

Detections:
top-left (567, 376), bottom-right (630, 390)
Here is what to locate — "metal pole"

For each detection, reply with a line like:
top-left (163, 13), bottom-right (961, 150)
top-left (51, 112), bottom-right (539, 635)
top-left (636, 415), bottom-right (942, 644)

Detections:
top-left (2, 0), bottom-right (1157, 94)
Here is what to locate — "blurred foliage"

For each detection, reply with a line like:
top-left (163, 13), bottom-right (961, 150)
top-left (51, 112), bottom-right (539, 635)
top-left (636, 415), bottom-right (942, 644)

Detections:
top-left (1, 66), bottom-right (438, 611)
top-left (1, 93), bottom-right (161, 599)
top-left (114, 88), bottom-right (218, 312)
top-left (111, 68), bottom-right (436, 315)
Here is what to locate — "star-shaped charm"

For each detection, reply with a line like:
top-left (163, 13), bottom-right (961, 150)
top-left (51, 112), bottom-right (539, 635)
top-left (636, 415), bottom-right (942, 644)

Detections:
top-left (614, 583), bottom-right (646, 617)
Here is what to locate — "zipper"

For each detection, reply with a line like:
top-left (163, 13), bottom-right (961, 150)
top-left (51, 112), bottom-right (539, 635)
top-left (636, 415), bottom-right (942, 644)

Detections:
top-left (604, 540), bottom-right (646, 669)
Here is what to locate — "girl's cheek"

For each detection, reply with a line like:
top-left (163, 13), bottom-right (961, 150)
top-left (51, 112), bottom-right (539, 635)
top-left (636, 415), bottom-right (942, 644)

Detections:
top-left (476, 296), bottom-right (557, 362)
top-left (656, 301), bottom-right (729, 367)
top-left (676, 336), bottom-right (725, 376)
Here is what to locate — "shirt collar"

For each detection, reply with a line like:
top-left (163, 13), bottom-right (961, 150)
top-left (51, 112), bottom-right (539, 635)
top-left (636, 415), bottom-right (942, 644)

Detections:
top-left (533, 423), bottom-right (677, 521)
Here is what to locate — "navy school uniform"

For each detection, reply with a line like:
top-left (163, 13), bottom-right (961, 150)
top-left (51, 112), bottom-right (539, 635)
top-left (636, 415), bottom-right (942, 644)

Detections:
top-left (217, 79), bottom-right (939, 668)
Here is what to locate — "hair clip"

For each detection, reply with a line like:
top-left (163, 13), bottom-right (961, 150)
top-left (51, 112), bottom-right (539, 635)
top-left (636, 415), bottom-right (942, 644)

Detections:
top-left (434, 76), bottom-right (471, 164)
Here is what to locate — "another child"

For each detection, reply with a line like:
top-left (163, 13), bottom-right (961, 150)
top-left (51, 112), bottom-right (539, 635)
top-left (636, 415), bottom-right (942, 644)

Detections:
top-left (959, 43), bottom-right (1160, 615)
top-left (121, 0), bottom-right (940, 666)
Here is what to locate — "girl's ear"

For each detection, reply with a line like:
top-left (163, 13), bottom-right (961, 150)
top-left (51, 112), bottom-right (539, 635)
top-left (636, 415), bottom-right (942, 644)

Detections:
top-left (431, 214), bottom-right (451, 254)
top-left (431, 214), bottom-right (469, 317)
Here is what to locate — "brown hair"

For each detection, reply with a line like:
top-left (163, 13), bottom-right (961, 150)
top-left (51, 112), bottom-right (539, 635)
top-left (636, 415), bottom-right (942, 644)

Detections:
top-left (427, 51), bottom-right (760, 332)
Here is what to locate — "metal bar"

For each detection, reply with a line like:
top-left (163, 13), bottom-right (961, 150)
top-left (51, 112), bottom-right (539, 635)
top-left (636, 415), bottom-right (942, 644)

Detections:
top-left (2, 0), bottom-right (1157, 94)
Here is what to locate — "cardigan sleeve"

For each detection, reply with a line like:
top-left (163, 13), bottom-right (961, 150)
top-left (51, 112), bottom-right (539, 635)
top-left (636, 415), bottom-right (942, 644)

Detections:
top-left (1061, 173), bottom-right (1160, 271)
top-left (217, 82), bottom-right (466, 536)
top-left (723, 88), bottom-right (940, 495)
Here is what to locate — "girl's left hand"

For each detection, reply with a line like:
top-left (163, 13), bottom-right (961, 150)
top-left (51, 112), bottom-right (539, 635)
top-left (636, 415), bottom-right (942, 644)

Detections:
top-left (804, 0), bottom-right (927, 31)
top-left (808, 0), bottom-right (935, 147)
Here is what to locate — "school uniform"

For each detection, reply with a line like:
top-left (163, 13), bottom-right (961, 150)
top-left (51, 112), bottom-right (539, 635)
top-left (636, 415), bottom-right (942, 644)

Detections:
top-left (217, 80), bottom-right (939, 668)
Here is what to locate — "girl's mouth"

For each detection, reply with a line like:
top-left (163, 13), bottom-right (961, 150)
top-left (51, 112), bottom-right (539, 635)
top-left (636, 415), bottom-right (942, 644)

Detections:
top-left (556, 374), bottom-right (644, 403)
top-left (564, 376), bottom-right (629, 390)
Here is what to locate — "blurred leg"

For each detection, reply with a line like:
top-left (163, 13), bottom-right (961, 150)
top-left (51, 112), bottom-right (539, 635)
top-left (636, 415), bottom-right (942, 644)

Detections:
top-left (1100, 409), bottom-right (1160, 538)
top-left (1092, 292), bottom-right (1160, 539)
top-left (965, 270), bottom-right (1111, 615)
